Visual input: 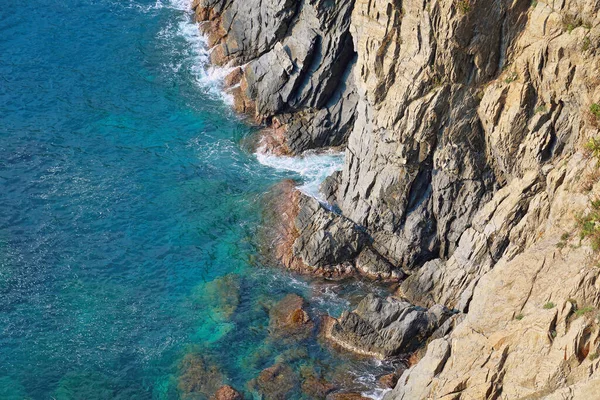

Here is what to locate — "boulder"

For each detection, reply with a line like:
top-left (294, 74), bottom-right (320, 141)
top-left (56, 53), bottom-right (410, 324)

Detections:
top-left (327, 294), bottom-right (453, 359)
top-left (268, 294), bottom-right (314, 340)
top-left (212, 385), bottom-right (243, 400)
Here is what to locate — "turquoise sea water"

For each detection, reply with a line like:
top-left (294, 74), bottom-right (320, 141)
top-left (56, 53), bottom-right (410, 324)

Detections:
top-left (0, 0), bottom-right (395, 398)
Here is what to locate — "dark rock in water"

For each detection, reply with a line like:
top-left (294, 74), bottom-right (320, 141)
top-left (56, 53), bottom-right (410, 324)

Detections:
top-left (263, 181), bottom-right (370, 279)
top-left (269, 293), bottom-right (314, 340)
top-left (248, 363), bottom-right (299, 400)
top-left (320, 171), bottom-right (341, 206)
top-left (178, 353), bottom-right (224, 399)
top-left (300, 368), bottom-right (337, 399)
top-left (378, 372), bottom-right (400, 389)
top-left (212, 385), bottom-right (243, 400)
top-left (327, 294), bottom-right (452, 359)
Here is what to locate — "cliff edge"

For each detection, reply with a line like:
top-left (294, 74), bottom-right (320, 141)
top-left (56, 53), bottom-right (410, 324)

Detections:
top-left (193, 0), bottom-right (600, 398)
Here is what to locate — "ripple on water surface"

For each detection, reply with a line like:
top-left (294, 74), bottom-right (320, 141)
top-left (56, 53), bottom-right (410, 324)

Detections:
top-left (0, 0), bottom-right (394, 398)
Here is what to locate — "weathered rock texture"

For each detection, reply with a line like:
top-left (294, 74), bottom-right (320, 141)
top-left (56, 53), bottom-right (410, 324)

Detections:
top-left (326, 293), bottom-right (452, 359)
top-left (193, 0), bottom-right (359, 155)
top-left (197, 0), bottom-right (600, 397)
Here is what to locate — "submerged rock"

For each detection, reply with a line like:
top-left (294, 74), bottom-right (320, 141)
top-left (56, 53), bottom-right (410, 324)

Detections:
top-left (190, 273), bottom-right (241, 320)
top-left (212, 385), bottom-right (242, 400)
top-left (178, 353), bottom-right (224, 399)
top-left (300, 367), bottom-right (337, 399)
top-left (268, 293), bottom-right (314, 340)
top-left (326, 294), bottom-right (452, 359)
top-left (248, 363), bottom-right (299, 400)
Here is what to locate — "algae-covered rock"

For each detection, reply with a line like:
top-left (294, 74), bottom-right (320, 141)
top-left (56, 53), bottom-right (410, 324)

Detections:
top-left (268, 293), bottom-right (314, 341)
top-left (178, 353), bottom-right (224, 399)
top-left (248, 363), bottom-right (299, 400)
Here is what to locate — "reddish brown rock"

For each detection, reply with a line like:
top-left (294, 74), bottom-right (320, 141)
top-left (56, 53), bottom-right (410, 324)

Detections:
top-left (212, 385), bottom-right (243, 400)
top-left (301, 374), bottom-right (336, 399)
top-left (260, 180), bottom-right (307, 273)
top-left (223, 67), bottom-right (243, 88)
top-left (248, 363), bottom-right (298, 400)
top-left (230, 75), bottom-right (256, 117)
top-left (268, 293), bottom-right (314, 340)
top-left (257, 117), bottom-right (292, 156)
top-left (178, 353), bottom-right (223, 399)
top-left (378, 372), bottom-right (399, 389)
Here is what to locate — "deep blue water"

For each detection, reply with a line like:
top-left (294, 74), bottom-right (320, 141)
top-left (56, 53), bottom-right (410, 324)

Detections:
top-left (0, 0), bottom-right (392, 398)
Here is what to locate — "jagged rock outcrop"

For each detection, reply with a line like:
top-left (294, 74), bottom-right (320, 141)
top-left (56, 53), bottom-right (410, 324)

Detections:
top-left (193, 0), bottom-right (358, 154)
top-left (385, 156), bottom-right (600, 399)
top-left (197, 0), bottom-right (600, 396)
top-left (325, 294), bottom-right (453, 359)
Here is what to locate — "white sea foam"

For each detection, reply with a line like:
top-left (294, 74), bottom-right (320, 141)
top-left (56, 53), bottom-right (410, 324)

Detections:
top-left (255, 149), bottom-right (345, 200)
top-left (148, 0), bottom-right (236, 104)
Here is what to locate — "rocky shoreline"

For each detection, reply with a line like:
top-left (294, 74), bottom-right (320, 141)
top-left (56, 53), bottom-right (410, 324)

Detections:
top-left (191, 0), bottom-right (600, 398)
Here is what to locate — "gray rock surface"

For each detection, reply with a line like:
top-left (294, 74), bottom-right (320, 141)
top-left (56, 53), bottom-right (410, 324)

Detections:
top-left (292, 194), bottom-right (368, 274)
top-left (194, 0), bottom-right (358, 154)
top-left (328, 294), bottom-right (452, 358)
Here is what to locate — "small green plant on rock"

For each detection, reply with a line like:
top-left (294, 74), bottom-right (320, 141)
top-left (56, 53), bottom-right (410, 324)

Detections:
top-left (505, 71), bottom-right (518, 84)
top-left (582, 37), bottom-right (591, 52)
top-left (590, 104), bottom-right (600, 121)
top-left (575, 306), bottom-right (595, 318)
top-left (530, 0), bottom-right (537, 8)
top-left (590, 352), bottom-right (599, 361)
top-left (577, 199), bottom-right (600, 253)
top-left (535, 104), bottom-right (548, 114)
top-left (456, 0), bottom-right (471, 14)
top-left (544, 302), bottom-right (556, 309)
top-left (515, 313), bottom-right (524, 320)
top-left (562, 13), bottom-right (583, 33)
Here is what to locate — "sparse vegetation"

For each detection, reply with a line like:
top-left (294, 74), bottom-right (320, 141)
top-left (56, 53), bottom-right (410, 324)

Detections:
top-left (582, 37), bottom-right (591, 52)
top-left (535, 104), bottom-right (548, 114)
top-left (505, 71), bottom-right (518, 84)
top-left (577, 207), bottom-right (600, 252)
top-left (574, 306), bottom-right (595, 318)
top-left (544, 302), bottom-right (556, 309)
top-left (562, 13), bottom-right (584, 34)
top-left (590, 104), bottom-right (600, 121)
top-left (530, 0), bottom-right (537, 8)
top-left (456, 0), bottom-right (471, 14)
top-left (515, 313), bottom-right (524, 320)
top-left (590, 352), bottom-right (599, 361)
top-left (557, 233), bottom-right (570, 248)
top-left (586, 104), bottom-right (600, 128)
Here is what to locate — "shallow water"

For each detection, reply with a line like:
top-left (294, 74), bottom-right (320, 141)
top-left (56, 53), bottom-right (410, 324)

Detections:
top-left (0, 0), bottom-right (393, 398)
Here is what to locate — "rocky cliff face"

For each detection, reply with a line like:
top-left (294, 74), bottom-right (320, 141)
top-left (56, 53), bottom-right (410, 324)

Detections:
top-left (193, 0), bottom-right (600, 397)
